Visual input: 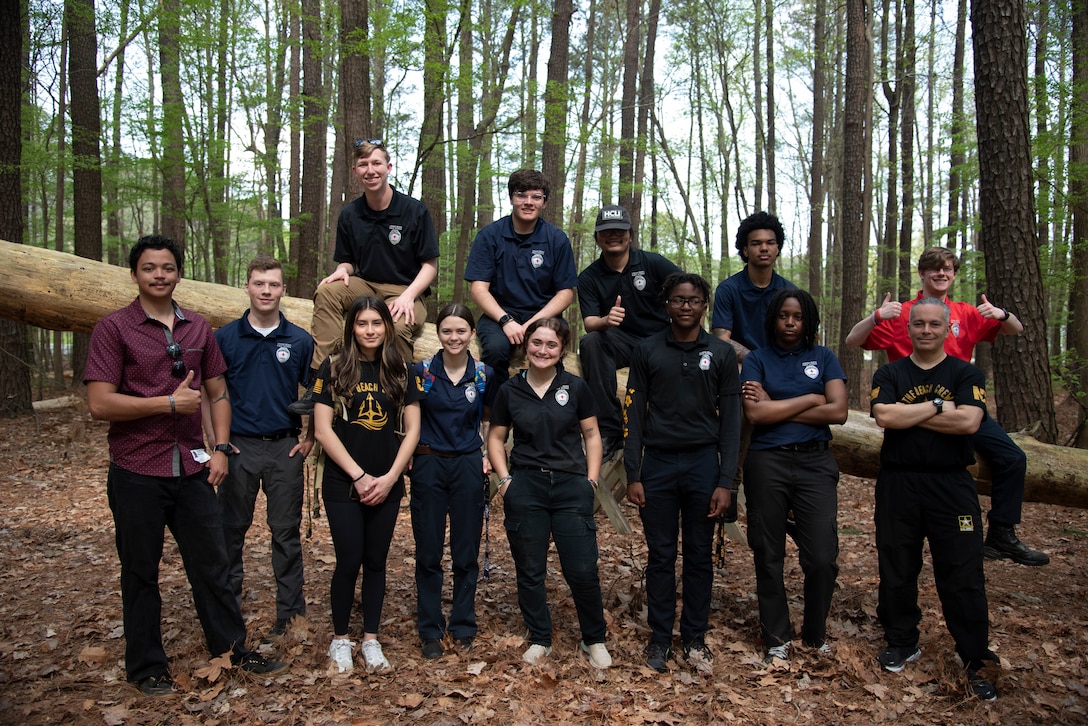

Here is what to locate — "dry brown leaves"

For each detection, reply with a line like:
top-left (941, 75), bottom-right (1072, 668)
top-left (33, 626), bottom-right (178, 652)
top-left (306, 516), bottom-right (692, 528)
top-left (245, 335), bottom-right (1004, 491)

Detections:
top-left (0, 410), bottom-right (1086, 724)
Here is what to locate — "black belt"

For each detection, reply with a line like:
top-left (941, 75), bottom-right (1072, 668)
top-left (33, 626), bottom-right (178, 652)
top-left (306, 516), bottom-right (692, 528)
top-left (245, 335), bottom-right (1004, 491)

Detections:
top-left (777, 440), bottom-right (829, 452)
top-left (414, 445), bottom-right (461, 458)
top-left (237, 429), bottom-right (300, 441)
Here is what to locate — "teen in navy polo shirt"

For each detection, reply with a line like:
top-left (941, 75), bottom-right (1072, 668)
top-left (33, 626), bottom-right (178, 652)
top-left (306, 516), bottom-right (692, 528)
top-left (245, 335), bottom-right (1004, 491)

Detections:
top-left (409, 303), bottom-right (496, 660)
top-left (740, 289), bottom-right (847, 664)
top-left (215, 256), bottom-right (314, 639)
top-left (464, 169), bottom-right (578, 386)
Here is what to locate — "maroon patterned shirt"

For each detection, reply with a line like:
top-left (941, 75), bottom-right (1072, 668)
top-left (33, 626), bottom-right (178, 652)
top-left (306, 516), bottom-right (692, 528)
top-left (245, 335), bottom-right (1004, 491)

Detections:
top-left (85, 298), bottom-right (228, 477)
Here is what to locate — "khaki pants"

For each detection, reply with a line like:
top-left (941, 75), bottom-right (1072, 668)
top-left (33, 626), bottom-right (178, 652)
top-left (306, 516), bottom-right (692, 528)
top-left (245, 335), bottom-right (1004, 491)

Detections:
top-left (311, 277), bottom-right (426, 367)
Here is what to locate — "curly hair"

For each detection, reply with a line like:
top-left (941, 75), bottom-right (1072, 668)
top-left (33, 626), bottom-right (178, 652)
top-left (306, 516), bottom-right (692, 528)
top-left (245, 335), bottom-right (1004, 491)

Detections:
top-left (734, 211), bottom-right (785, 261)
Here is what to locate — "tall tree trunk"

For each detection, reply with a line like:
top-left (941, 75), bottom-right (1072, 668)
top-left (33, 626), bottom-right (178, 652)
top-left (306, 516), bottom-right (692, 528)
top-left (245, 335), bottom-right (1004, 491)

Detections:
top-left (297, 0), bottom-right (325, 298)
top-left (540, 0), bottom-right (572, 227)
top-left (632, 0), bottom-right (661, 234)
top-left (972, 0), bottom-right (1059, 442)
top-left (452, 0), bottom-right (475, 304)
top-left (898, 0), bottom-right (916, 301)
top-left (261, 0), bottom-right (287, 259)
top-left (947, 0), bottom-right (968, 248)
top-left (208, 0), bottom-right (230, 285)
top-left (808, 0), bottom-right (827, 300)
top-left (879, 0), bottom-right (900, 301)
top-left (331, 0), bottom-right (371, 254)
top-left (419, 0), bottom-right (447, 295)
top-left (840, 0), bottom-right (872, 408)
top-left (1071, 0), bottom-right (1088, 447)
top-left (159, 0), bottom-right (186, 248)
top-left (764, 0), bottom-right (776, 214)
top-left (0, 0), bottom-right (32, 416)
top-left (105, 0), bottom-right (128, 266)
top-left (66, 0), bottom-right (102, 384)
top-left (753, 0), bottom-right (764, 209)
top-left (288, 3), bottom-right (301, 287)
top-left (618, 0), bottom-right (638, 211)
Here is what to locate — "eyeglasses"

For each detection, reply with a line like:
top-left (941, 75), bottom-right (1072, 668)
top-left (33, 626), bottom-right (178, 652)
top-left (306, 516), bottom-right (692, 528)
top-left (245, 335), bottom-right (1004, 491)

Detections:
top-left (667, 297), bottom-right (706, 308)
top-left (163, 330), bottom-right (186, 378)
top-left (513, 191), bottom-right (546, 203)
top-left (353, 138), bottom-right (384, 147)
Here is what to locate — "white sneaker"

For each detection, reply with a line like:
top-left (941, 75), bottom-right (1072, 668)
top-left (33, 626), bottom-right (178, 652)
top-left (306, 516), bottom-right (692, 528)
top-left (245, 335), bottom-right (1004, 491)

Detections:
top-left (764, 641), bottom-right (792, 664)
top-left (361, 639), bottom-right (392, 674)
top-left (328, 637), bottom-right (356, 672)
top-left (522, 643), bottom-right (552, 665)
top-left (580, 641), bottom-right (612, 669)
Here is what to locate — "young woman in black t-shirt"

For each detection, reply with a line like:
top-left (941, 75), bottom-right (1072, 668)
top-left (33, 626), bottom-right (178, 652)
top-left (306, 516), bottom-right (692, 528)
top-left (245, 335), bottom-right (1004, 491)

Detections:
top-left (313, 296), bottom-right (423, 674)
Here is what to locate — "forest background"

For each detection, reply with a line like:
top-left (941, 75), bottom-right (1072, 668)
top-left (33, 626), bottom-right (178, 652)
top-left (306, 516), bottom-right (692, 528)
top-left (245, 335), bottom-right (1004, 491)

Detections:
top-left (0, 0), bottom-right (1086, 449)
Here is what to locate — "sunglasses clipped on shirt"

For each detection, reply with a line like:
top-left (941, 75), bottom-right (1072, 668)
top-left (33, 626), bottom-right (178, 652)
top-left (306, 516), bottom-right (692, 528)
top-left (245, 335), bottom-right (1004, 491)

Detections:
top-left (162, 327), bottom-right (186, 378)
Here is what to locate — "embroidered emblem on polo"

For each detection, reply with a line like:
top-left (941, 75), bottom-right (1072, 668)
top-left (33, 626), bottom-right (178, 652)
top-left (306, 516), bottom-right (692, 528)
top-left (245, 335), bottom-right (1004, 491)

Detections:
top-left (633, 271), bottom-right (646, 291)
top-left (803, 361), bottom-right (819, 379)
top-left (951, 319), bottom-right (961, 338)
top-left (531, 250), bottom-right (545, 268)
top-left (554, 387), bottom-right (569, 406)
top-left (465, 385), bottom-right (477, 403)
top-left (389, 226), bottom-right (403, 245)
top-left (276, 346), bottom-right (291, 363)
top-left (699, 352), bottom-right (712, 371)
top-left (958, 515), bottom-right (974, 532)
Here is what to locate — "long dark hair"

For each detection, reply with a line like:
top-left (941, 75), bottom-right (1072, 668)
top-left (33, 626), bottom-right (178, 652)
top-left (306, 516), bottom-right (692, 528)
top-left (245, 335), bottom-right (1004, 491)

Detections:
top-left (330, 296), bottom-right (407, 404)
top-left (764, 288), bottom-right (820, 349)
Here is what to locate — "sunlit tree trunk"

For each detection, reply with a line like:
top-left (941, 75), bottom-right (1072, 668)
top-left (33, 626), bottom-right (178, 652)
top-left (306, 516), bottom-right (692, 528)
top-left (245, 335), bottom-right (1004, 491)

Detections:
top-left (159, 0), bottom-right (186, 249)
top-left (878, 0), bottom-right (900, 300)
top-left (898, 0), bottom-right (916, 300)
top-left (947, 0), bottom-right (968, 249)
top-left (808, 0), bottom-right (827, 300)
top-left (296, 0), bottom-right (325, 298)
top-left (540, 0), bottom-right (572, 227)
top-left (618, 0), bottom-right (638, 211)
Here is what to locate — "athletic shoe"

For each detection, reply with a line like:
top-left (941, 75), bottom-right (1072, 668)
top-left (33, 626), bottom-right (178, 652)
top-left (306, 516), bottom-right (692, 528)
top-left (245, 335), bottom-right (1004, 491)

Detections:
top-left (361, 639), bottom-right (392, 673)
top-left (421, 639), bottom-right (443, 659)
top-left (522, 643), bottom-right (552, 665)
top-left (328, 638), bottom-right (356, 672)
top-left (457, 636), bottom-right (475, 651)
top-left (644, 642), bottom-right (671, 672)
top-left (968, 668), bottom-right (998, 701)
top-left (877, 645), bottom-right (921, 673)
top-left (136, 674), bottom-right (176, 697)
top-left (764, 641), bottom-right (792, 664)
top-left (683, 640), bottom-right (714, 674)
top-left (235, 652), bottom-right (289, 675)
top-left (580, 641), bottom-right (612, 669)
top-left (812, 641), bottom-right (832, 655)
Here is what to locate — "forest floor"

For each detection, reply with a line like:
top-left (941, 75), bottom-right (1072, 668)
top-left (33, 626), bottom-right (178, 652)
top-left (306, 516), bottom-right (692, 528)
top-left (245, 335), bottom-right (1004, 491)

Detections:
top-left (0, 396), bottom-right (1086, 725)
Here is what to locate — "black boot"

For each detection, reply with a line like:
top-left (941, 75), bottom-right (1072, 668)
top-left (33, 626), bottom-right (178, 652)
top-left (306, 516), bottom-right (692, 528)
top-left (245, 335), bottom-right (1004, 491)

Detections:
top-left (983, 524), bottom-right (1049, 566)
top-left (287, 370), bottom-right (318, 416)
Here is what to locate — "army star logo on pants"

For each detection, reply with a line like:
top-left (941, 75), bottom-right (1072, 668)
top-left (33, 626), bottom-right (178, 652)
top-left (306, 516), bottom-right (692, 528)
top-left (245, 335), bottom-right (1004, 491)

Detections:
top-left (958, 515), bottom-right (975, 532)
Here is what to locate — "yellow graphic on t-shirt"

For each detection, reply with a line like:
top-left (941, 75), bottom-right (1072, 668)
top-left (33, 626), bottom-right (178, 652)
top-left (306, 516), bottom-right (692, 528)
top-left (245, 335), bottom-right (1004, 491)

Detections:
top-left (958, 515), bottom-right (975, 532)
top-left (351, 392), bottom-right (388, 430)
top-left (973, 385), bottom-right (987, 404)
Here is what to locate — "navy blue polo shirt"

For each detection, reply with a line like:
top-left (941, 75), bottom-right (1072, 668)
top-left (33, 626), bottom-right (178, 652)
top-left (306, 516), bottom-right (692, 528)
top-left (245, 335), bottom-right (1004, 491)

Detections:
top-left (710, 268), bottom-right (797, 351)
top-left (334, 187), bottom-right (440, 288)
top-left (215, 311), bottom-right (314, 437)
top-left (577, 248), bottom-right (681, 338)
top-left (411, 351), bottom-right (497, 455)
top-left (463, 216), bottom-right (578, 322)
top-left (741, 343), bottom-right (845, 450)
top-left (489, 368), bottom-right (596, 475)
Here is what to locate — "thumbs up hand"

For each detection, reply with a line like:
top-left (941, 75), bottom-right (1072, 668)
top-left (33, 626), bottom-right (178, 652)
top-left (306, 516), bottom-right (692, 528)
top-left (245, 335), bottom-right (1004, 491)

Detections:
top-left (606, 295), bottom-right (626, 327)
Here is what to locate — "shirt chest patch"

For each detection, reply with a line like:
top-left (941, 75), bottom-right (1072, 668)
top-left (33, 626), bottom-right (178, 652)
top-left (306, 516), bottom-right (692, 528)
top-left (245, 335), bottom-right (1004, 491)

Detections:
top-left (631, 270), bottom-right (647, 291)
top-left (554, 386), bottom-right (570, 406)
top-left (464, 384), bottom-right (477, 403)
top-left (276, 344), bottom-right (292, 363)
top-left (803, 360), bottom-right (820, 379)
top-left (389, 225), bottom-right (403, 245)
top-left (951, 319), bottom-right (961, 338)
top-left (699, 351), bottom-right (712, 371)
top-left (530, 249), bottom-right (545, 268)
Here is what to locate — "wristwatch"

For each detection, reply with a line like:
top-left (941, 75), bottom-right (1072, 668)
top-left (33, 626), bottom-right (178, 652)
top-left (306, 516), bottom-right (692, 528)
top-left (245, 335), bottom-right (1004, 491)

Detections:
top-left (213, 443), bottom-right (234, 455)
top-left (498, 314), bottom-right (514, 326)
top-left (932, 399), bottom-right (944, 415)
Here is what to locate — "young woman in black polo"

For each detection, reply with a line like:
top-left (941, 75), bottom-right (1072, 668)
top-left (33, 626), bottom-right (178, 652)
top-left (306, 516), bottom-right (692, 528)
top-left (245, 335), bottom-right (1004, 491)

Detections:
top-left (409, 303), bottom-right (495, 659)
top-left (313, 296), bottom-right (423, 674)
top-left (487, 317), bottom-right (611, 669)
top-left (740, 288), bottom-right (847, 663)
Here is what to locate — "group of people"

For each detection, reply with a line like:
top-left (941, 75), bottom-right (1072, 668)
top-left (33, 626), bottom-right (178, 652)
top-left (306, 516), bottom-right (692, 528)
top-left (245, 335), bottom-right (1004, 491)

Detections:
top-left (85, 138), bottom-right (1044, 704)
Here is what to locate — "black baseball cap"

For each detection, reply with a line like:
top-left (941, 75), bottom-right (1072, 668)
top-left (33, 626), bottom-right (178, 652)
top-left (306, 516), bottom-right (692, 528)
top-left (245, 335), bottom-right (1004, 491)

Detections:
top-left (595, 205), bottom-right (632, 232)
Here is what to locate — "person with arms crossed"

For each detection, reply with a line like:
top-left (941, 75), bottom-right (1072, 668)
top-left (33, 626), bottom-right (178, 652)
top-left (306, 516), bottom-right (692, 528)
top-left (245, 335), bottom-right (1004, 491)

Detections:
top-left (464, 169), bottom-right (578, 386)
top-left (624, 272), bottom-right (741, 674)
top-left (85, 235), bottom-right (287, 697)
top-left (845, 246), bottom-right (1047, 566)
top-left (291, 139), bottom-right (439, 414)
top-left (215, 256), bottom-right (314, 639)
top-left (741, 289), bottom-right (847, 664)
top-left (578, 204), bottom-right (681, 460)
top-left (870, 297), bottom-right (1000, 701)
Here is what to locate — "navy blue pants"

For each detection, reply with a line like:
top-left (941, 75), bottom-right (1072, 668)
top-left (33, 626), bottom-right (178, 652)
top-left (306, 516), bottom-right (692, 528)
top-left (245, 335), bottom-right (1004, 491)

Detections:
top-left (218, 435), bottom-right (306, 622)
top-left (875, 468), bottom-right (990, 665)
top-left (107, 464), bottom-right (249, 682)
top-left (578, 327), bottom-right (641, 446)
top-left (476, 316), bottom-right (514, 387)
top-left (638, 446), bottom-right (720, 646)
top-left (410, 453), bottom-right (485, 641)
top-left (972, 411), bottom-right (1026, 526)
top-left (503, 469), bottom-right (606, 647)
top-left (745, 448), bottom-right (839, 649)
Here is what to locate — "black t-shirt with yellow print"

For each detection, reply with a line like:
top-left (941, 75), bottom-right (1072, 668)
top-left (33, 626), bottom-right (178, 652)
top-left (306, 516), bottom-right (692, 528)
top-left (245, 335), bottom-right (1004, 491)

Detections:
top-left (313, 356), bottom-right (425, 502)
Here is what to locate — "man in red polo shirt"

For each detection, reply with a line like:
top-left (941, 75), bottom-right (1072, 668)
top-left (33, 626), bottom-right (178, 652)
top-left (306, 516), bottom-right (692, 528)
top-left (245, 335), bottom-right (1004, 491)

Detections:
top-left (86, 235), bottom-right (288, 696)
top-left (846, 246), bottom-right (1048, 566)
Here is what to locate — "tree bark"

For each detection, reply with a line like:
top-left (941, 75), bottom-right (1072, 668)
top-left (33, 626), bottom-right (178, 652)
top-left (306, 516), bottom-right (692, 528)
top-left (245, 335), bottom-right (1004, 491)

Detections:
top-left (159, 0), bottom-right (186, 248)
top-left (540, 0), bottom-right (572, 227)
top-left (1070, 0), bottom-right (1088, 447)
top-left (296, 0), bottom-right (325, 299)
top-left (972, 0), bottom-right (1059, 442)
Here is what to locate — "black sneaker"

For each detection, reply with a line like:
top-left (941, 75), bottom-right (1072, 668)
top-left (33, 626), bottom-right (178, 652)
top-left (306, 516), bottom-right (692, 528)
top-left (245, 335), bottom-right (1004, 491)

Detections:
top-left (644, 642), bottom-right (671, 673)
top-left (683, 639), bottom-right (714, 674)
top-left (983, 524), bottom-right (1049, 566)
top-left (456, 636), bottom-right (475, 651)
top-left (287, 387), bottom-right (315, 416)
top-left (876, 645), bottom-right (921, 673)
top-left (968, 668), bottom-right (998, 701)
top-left (136, 674), bottom-right (176, 696)
top-left (262, 618), bottom-right (290, 642)
top-left (235, 652), bottom-right (289, 675)
top-left (421, 639), bottom-right (443, 659)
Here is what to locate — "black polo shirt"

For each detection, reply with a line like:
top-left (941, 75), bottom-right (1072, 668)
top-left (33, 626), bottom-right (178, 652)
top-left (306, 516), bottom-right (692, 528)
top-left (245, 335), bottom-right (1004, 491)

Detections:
top-left (577, 249), bottom-right (681, 338)
top-left (489, 368), bottom-right (597, 475)
top-left (333, 187), bottom-right (440, 288)
top-left (623, 328), bottom-right (741, 488)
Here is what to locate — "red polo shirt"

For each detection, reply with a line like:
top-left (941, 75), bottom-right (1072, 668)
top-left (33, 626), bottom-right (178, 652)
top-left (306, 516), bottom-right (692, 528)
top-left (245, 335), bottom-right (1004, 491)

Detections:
top-left (85, 298), bottom-right (227, 477)
top-left (861, 291), bottom-right (1002, 363)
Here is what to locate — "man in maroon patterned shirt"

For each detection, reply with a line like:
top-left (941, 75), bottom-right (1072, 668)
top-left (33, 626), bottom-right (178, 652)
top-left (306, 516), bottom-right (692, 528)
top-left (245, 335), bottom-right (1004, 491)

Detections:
top-left (85, 235), bottom-right (287, 696)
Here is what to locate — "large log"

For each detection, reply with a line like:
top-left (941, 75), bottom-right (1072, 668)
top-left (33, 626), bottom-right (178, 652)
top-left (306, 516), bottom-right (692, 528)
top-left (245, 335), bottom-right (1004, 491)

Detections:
top-left (3, 239), bottom-right (1087, 508)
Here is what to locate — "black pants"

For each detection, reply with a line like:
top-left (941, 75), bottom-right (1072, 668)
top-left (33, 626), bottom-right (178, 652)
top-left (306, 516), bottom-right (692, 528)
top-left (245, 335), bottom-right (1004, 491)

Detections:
top-left (875, 468), bottom-right (990, 664)
top-left (745, 448), bottom-right (839, 649)
top-left (578, 328), bottom-right (641, 446)
top-left (972, 411), bottom-right (1027, 526)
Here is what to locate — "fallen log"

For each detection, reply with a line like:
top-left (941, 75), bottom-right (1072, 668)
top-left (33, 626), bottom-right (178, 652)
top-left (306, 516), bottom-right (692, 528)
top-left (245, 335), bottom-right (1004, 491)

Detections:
top-left (2, 239), bottom-right (1086, 508)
